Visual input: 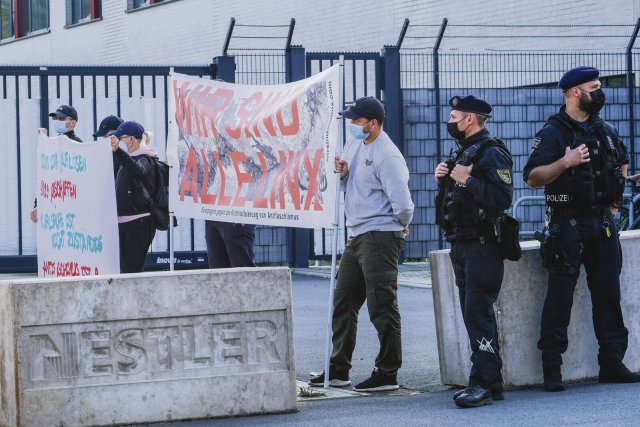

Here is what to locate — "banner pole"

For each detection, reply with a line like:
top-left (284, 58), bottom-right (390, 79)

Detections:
top-left (324, 56), bottom-right (345, 389)
top-left (168, 67), bottom-right (175, 273)
top-left (169, 213), bottom-right (175, 271)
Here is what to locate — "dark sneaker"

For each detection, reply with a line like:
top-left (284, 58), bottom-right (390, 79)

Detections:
top-left (599, 362), bottom-right (640, 383)
top-left (543, 365), bottom-right (565, 392)
top-left (353, 369), bottom-right (399, 392)
top-left (453, 382), bottom-right (505, 401)
top-left (308, 370), bottom-right (351, 387)
top-left (454, 385), bottom-right (493, 408)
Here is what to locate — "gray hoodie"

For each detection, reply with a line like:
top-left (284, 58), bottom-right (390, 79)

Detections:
top-left (340, 130), bottom-right (414, 237)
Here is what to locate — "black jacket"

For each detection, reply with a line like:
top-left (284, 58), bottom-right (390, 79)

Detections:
top-left (523, 107), bottom-right (628, 208)
top-left (114, 149), bottom-right (156, 216)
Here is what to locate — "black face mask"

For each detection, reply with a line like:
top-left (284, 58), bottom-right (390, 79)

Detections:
top-left (447, 117), bottom-right (468, 141)
top-left (578, 88), bottom-right (606, 115)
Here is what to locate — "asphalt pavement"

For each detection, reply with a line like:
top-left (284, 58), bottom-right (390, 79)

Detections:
top-left (156, 266), bottom-right (640, 427)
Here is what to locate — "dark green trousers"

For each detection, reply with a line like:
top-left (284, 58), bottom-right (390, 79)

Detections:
top-left (330, 231), bottom-right (405, 376)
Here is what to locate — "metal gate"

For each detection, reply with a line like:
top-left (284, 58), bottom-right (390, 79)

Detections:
top-left (305, 52), bottom-right (383, 260)
top-left (0, 64), bottom-right (213, 273)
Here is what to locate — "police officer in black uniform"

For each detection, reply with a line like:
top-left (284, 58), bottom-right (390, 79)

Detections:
top-left (523, 66), bottom-right (640, 392)
top-left (435, 95), bottom-right (513, 408)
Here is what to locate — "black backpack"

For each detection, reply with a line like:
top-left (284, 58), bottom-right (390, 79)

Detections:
top-left (133, 157), bottom-right (176, 231)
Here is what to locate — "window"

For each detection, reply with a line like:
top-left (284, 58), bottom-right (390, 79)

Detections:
top-left (0, 0), bottom-right (14, 40)
top-left (20, 0), bottom-right (49, 35)
top-left (1, 0), bottom-right (49, 41)
top-left (127, 0), bottom-right (167, 10)
top-left (66, 0), bottom-right (100, 26)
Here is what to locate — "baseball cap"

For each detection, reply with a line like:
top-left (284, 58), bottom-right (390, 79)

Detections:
top-left (112, 121), bottom-right (145, 140)
top-left (339, 96), bottom-right (385, 123)
top-left (93, 115), bottom-right (124, 138)
top-left (49, 105), bottom-right (78, 121)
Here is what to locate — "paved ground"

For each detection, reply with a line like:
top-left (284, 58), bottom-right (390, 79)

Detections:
top-left (6, 265), bottom-right (640, 426)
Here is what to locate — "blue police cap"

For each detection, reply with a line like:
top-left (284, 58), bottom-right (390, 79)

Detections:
top-left (449, 95), bottom-right (492, 118)
top-left (558, 66), bottom-right (599, 91)
top-left (339, 96), bottom-right (385, 123)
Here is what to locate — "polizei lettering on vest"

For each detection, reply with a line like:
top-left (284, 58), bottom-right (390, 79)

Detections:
top-left (546, 194), bottom-right (569, 202)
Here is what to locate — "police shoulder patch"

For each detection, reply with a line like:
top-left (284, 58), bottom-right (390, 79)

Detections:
top-left (496, 169), bottom-right (512, 184)
top-left (532, 137), bottom-right (541, 150)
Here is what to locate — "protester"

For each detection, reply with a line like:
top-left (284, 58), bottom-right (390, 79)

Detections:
top-left (309, 96), bottom-right (414, 392)
top-left (94, 115), bottom-right (124, 177)
top-left (31, 105), bottom-right (83, 223)
top-left (523, 66), bottom-right (640, 391)
top-left (110, 121), bottom-right (158, 273)
top-left (435, 95), bottom-right (513, 407)
top-left (205, 221), bottom-right (256, 268)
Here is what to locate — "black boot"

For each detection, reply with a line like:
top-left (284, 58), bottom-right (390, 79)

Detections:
top-left (454, 384), bottom-right (493, 408)
top-left (599, 361), bottom-right (640, 383)
top-left (543, 365), bottom-right (565, 392)
top-left (453, 382), bottom-right (504, 401)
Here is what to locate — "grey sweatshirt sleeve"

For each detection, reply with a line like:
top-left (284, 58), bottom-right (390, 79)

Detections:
top-left (378, 156), bottom-right (414, 227)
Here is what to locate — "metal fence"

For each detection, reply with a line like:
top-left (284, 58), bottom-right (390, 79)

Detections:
top-left (3, 19), bottom-right (640, 271)
top-left (398, 20), bottom-right (640, 257)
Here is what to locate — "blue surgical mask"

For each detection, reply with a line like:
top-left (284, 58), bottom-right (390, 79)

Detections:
top-left (349, 121), bottom-right (371, 140)
top-left (53, 121), bottom-right (68, 134)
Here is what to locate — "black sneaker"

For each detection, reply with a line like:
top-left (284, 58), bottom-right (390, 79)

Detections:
top-left (453, 382), bottom-right (505, 401)
top-left (599, 361), bottom-right (640, 383)
top-left (308, 370), bottom-right (351, 387)
top-left (353, 369), bottom-right (399, 392)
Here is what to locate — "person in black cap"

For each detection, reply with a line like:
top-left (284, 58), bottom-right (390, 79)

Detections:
top-left (110, 121), bottom-right (159, 273)
top-left (49, 105), bottom-right (82, 142)
top-left (94, 115), bottom-right (124, 178)
top-left (523, 66), bottom-right (639, 391)
top-left (309, 96), bottom-right (414, 392)
top-left (31, 105), bottom-right (83, 223)
top-left (434, 94), bottom-right (513, 408)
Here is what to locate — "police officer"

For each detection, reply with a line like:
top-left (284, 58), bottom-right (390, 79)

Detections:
top-left (523, 66), bottom-right (640, 392)
top-left (435, 95), bottom-right (513, 408)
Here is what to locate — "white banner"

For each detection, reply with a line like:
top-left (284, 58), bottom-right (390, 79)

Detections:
top-left (36, 134), bottom-right (120, 277)
top-left (166, 65), bottom-right (340, 228)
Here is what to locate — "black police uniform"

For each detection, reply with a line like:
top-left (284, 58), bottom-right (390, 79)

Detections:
top-left (523, 107), bottom-right (629, 371)
top-left (436, 128), bottom-right (514, 391)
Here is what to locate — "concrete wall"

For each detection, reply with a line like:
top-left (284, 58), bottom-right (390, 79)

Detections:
top-left (0, 267), bottom-right (296, 426)
top-left (430, 230), bottom-right (640, 388)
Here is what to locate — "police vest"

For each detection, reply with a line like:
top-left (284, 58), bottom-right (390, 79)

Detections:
top-left (544, 114), bottom-right (625, 209)
top-left (436, 137), bottom-right (509, 238)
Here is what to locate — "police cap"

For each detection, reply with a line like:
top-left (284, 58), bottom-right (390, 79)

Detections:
top-left (449, 95), bottom-right (492, 118)
top-left (558, 66), bottom-right (599, 91)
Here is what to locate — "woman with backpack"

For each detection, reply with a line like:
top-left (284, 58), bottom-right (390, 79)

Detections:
top-left (110, 121), bottom-right (158, 273)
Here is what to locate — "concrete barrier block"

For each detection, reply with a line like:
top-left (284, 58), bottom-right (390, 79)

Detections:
top-left (0, 268), bottom-right (296, 426)
top-left (431, 231), bottom-right (640, 388)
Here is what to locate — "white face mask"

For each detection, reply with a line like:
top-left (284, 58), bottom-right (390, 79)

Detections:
top-left (348, 120), bottom-right (372, 140)
top-left (53, 120), bottom-right (68, 134)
